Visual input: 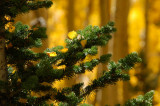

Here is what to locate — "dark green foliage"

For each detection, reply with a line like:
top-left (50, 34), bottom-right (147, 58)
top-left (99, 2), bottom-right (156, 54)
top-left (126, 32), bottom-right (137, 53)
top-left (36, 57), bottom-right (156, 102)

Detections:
top-left (3, 20), bottom-right (142, 105)
top-left (0, 0), bottom-right (52, 35)
top-left (83, 46), bottom-right (98, 55)
top-left (100, 54), bottom-right (112, 63)
top-left (82, 53), bottom-right (141, 97)
top-left (6, 22), bottom-right (47, 49)
top-left (0, 0), bottom-right (52, 18)
top-left (0, 0), bottom-right (153, 105)
top-left (22, 75), bottom-right (39, 90)
top-left (125, 90), bottom-right (154, 106)
top-left (118, 52), bottom-right (142, 71)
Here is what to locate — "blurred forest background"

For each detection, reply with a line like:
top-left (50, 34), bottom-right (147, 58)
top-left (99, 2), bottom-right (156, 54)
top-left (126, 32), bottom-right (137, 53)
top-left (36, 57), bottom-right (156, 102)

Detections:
top-left (14, 0), bottom-right (160, 105)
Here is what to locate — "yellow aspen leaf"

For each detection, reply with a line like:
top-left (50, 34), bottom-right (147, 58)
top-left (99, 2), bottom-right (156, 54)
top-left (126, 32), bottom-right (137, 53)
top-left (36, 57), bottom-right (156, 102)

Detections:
top-left (31, 91), bottom-right (40, 97)
top-left (52, 59), bottom-right (66, 69)
top-left (9, 26), bottom-right (15, 32)
top-left (31, 91), bottom-right (47, 97)
top-left (57, 65), bottom-right (66, 69)
top-left (55, 59), bottom-right (63, 65)
top-left (59, 48), bottom-right (68, 53)
top-left (68, 31), bottom-right (77, 39)
top-left (5, 22), bottom-right (15, 32)
top-left (19, 98), bottom-right (27, 103)
top-left (52, 64), bottom-right (57, 69)
top-left (80, 40), bottom-right (87, 48)
top-left (4, 15), bottom-right (11, 21)
top-left (83, 55), bottom-right (97, 63)
top-left (52, 64), bottom-right (66, 69)
top-left (12, 70), bottom-right (16, 74)
top-left (46, 52), bottom-right (57, 57)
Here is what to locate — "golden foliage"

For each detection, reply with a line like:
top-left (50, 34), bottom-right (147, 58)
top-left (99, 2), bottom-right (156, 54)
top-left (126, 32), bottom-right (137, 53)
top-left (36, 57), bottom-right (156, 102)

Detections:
top-left (46, 51), bottom-right (57, 57)
top-left (59, 48), bottom-right (68, 53)
top-left (5, 22), bottom-right (15, 32)
top-left (68, 31), bottom-right (78, 39)
top-left (80, 40), bottom-right (87, 48)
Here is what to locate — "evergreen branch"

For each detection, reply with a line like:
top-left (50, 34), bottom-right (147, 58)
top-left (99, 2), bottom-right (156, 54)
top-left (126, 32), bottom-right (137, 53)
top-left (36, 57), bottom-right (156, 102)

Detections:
top-left (6, 22), bottom-right (47, 49)
top-left (3, 0), bottom-right (53, 18)
top-left (80, 53), bottom-right (141, 97)
top-left (125, 90), bottom-right (154, 106)
top-left (27, 0), bottom-right (53, 10)
top-left (34, 23), bottom-right (115, 83)
top-left (27, 94), bottom-right (51, 105)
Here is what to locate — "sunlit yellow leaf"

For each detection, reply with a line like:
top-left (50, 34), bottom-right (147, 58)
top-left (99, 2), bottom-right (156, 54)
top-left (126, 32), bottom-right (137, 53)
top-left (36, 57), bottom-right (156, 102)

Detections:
top-left (52, 59), bottom-right (66, 69)
top-left (12, 70), bottom-right (16, 74)
top-left (57, 65), bottom-right (66, 69)
top-left (5, 22), bottom-right (15, 32)
top-left (47, 52), bottom-right (57, 57)
top-left (4, 15), bottom-right (11, 21)
top-left (31, 91), bottom-right (40, 97)
top-left (83, 55), bottom-right (97, 63)
top-left (68, 31), bottom-right (77, 39)
top-left (55, 59), bottom-right (63, 65)
top-left (59, 48), bottom-right (68, 53)
top-left (9, 26), bottom-right (15, 32)
top-left (80, 40), bottom-right (87, 48)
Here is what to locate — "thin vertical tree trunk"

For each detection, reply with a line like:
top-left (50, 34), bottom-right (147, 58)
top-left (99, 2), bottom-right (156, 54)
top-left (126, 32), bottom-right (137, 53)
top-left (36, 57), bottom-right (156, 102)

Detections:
top-left (96, 0), bottom-right (112, 106)
top-left (99, 0), bottom-right (111, 57)
top-left (97, 0), bottom-right (130, 105)
top-left (67, 0), bottom-right (75, 31)
top-left (63, 0), bottom-right (76, 87)
top-left (113, 0), bottom-right (130, 104)
top-left (144, 0), bottom-right (149, 62)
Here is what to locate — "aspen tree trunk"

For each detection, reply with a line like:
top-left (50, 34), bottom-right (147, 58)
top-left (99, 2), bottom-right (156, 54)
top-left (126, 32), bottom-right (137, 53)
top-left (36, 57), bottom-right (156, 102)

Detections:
top-left (113, 0), bottom-right (130, 104)
top-left (144, 0), bottom-right (149, 63)
top-left (63, 0), bottom-right (76, 87)
top-left (99, 0), bottom-right (111, 56)
top-left (97, 0), bottom-right (130, 105)
top-left (0, 33), bottom-right (7, 105)
top-left (96, 0), bottom-right (112, 106)
top-left (67, 0), bottom-right (75, 31)
top-left (144, 1), bottom-right (160, 102)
